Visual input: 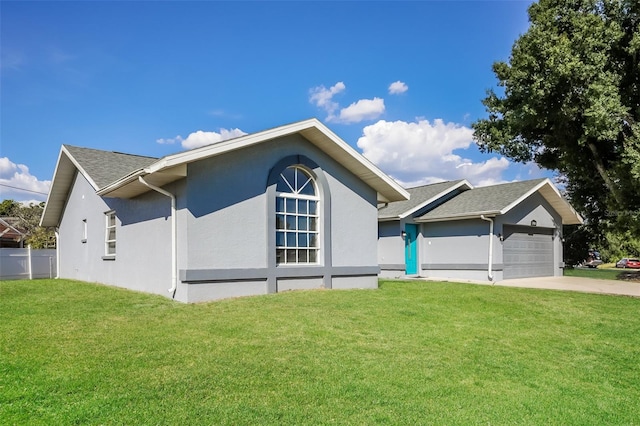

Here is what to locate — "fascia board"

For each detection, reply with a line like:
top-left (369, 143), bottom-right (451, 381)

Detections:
top-left (378, 216), bottom-right (401, 222)
top-left (60, 145), bottom-right (100, 190)
top-left (415, 211), bottom-right (500, 223)
top-left (398, 179), bottom-right (474, 219)
top-left (499, 179), bottom-right (549, 216)
top-left (499, 178), bottom-right (583, 224)
top-left (148, 119), bottom-right (321, 172)
top-left (41, 146), bottom-right (99, 227)
top-left (95, 169), bottom-right (146, 196)
top-left (307, 120), bottom-right (410, 202)
top-left (109, 118), bottom-right (409, 202)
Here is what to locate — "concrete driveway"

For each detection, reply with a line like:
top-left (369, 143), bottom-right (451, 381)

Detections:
top-left (496, 276), bottom-right (640, 297)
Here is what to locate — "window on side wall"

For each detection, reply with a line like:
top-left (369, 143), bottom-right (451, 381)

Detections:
top-left (105, 211), bottom-right (116, 256)
top-left (275, 166), bottom-right (319, 265)
top-left (81, 219), bottom-right (87, 243)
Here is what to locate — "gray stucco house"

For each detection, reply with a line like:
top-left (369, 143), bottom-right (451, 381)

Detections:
top-left (41, 119), bottom-right (409, 302)
top-left (378, 178), bottom-right (583, 282)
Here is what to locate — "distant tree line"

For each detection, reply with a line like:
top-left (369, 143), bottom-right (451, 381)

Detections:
top-left (0, 200), bottom-right (56, 249)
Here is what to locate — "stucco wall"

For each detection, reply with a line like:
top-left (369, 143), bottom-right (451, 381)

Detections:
top-left (177, 133), bottom-right (380, 300)
top-left (184, 134), bottom-right (378, 272)
top-left (59, 133), bottom-right (381, 302)
top-left (378, 221), bottom-right (404, 268)
top-left (58, 172), bottom-right (180, 297)
top-left (421, 219), bottom-right (498, 281)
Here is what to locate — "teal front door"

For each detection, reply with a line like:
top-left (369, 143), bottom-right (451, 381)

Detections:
top-left (404, 224), bottom-right (418, 275)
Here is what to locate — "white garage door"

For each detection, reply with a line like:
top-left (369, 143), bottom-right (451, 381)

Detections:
top-left (503, 225), bottom-right (554, 279)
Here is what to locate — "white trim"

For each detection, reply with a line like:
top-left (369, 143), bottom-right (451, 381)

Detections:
top-left (398, 180), bottom-right (473, 219)
top-left (416, 212), bottom-right (500, 223)
top-left (415, 179), bottom-right (583, 225)
top-left (105, 211), bottom-right (116, 256)
top-left (60, 146), bottom-right (100, 190)
top-left (275, 166), bottom-right (320, 266)
top-left (100, 119), bottom-right (410, 203)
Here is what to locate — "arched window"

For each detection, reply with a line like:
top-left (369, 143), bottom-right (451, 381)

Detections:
top-left (275, 166), bottom-right (319, 264)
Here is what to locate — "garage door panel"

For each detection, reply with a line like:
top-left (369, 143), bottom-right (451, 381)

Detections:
top-left (503, 226), bottom-right (554, 279)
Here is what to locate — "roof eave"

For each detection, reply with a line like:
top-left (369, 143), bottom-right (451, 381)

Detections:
top-left (416, 211), bottom-right (501, 223)
top-left (97, 118), bottom-right (410, 203)
top-left (40, 146), bottom-right (100, 227)
top-left (499, 178), bottom-right (583, 225)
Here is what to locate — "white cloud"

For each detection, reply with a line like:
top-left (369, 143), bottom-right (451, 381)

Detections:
top-left (356, 119), bottom-right (510, 187)
top-left (337, 98), bottom-right (385, 124)
top-left (309, 82), bottom-right (345, 121)
top-left (181, 129), bottom-right (247, 149)
top-left (0, 157), bottom-right (51, 203)
top-left (388, 81), bottom-right (408, 95)
top-left (309, 82), bottom-right (385, 124)
top-left (156, 136), bottom-right (182, 145)
top-left (157, 128), bottom-right (248, 150)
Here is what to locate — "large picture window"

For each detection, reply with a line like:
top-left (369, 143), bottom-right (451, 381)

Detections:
top-left (105, 211), bottom-right (116, 256)
top-left (275, 166), bottom-right (319, 264)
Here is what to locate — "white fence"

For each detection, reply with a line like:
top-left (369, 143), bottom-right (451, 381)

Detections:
top-left (0, 248), bottom-right (57, 280)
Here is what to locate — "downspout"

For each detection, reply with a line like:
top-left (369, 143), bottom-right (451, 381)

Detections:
top-left (55, 229), bottom-right (60, 279)
top-left (138, 176), bottom-right (177, 295)
top-left (480, 215), bottom-right (494, 282)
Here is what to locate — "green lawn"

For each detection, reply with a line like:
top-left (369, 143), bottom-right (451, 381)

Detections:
top-left (1, 279), bottom-right (639, 425)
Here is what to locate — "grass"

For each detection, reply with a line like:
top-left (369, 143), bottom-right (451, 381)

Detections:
top-left (1, 279), bottom-right (639, 425)
top-left (564, 266), bottom-right (640, 282)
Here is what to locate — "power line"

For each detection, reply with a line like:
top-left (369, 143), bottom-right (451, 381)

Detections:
top-left (0, 183), bottom-right (49, 196)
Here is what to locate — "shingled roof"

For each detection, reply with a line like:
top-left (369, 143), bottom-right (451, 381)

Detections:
top-left (41, 118), bottom-right (410, 227)
top-left (64, 145), bottom-right (157, 190)
top-left (416, 178), bottom-right (582, 224)
top-left (378, 180), bottom-right (471, 220)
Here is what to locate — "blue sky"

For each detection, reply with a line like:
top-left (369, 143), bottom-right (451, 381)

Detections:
top-left (1, 0), bottom-right (542, 204)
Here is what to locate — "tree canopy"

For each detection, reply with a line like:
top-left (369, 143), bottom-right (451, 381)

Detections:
top-left (0, 200), bottom-right (55, 249)
top-left (473, 0), bottom-right (640, 240)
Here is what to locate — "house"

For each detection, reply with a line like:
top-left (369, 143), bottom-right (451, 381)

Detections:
top-left (40, 119), bottom-right (409, 302)
top-left (378, 178), bottom-right (583, 281)
top-left (0, 217), bottom-right (26, 248)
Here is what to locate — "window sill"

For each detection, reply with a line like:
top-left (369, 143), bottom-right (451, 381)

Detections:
top-left (102, 255), bottom-right (116, 261)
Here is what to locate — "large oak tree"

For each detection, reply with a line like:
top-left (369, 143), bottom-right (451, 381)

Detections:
top-left (473, 0), bottom-right (640, 240)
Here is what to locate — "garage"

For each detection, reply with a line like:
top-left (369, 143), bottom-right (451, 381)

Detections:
top-left (503, 225), bottom-right (554, 279)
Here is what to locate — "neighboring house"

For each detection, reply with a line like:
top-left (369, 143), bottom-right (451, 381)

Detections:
top-left (0, 218), bottom-right (25, 248)
top-left (378, 178), bottom-right (583, 281)
top-left (40, 119), bottom-right (409, 302)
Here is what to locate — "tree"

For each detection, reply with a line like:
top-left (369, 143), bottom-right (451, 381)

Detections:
top-left (473, 0), bottom-right (640, 240)
top-left (0, 199), bottom-right (19, 216)
top-left (0, 200), bottom-right (56, 248)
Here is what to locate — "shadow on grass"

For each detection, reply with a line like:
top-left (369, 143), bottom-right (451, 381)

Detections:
top-left (617, 269), bottom-right (640, 282)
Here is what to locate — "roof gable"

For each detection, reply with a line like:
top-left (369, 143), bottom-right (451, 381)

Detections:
top-left (378, 180), bottom-right (472, 220)
top-left (63, 145), bottom-right (157, 190)
top-left (95, 118), bottom-right (409, 203)
top-left (41, 119), bottom-right (409, 227)
top-left (416, 178), bottom-right (582, 225)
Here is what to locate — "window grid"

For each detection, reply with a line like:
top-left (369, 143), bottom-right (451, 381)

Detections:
top-left (275, 167), bottom-right (319, 265)
top-left (105, 212), bottom-right (116, 256)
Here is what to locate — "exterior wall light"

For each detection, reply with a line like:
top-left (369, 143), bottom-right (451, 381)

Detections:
top-left (401, 230), bottom-right (407, 239)
top-left (530, 220), bottom-right (537, 227)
